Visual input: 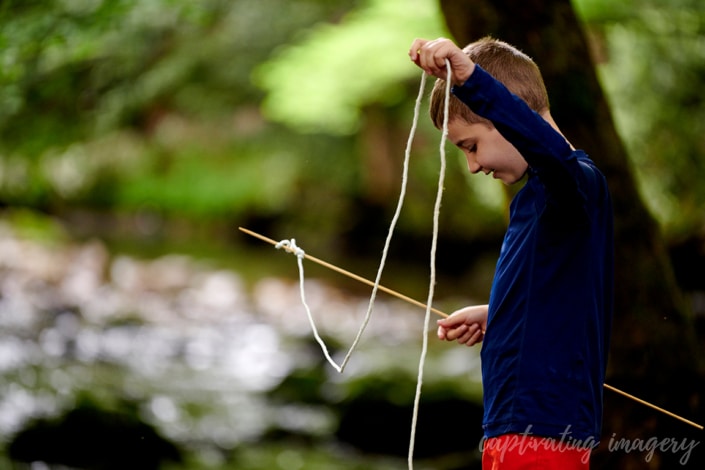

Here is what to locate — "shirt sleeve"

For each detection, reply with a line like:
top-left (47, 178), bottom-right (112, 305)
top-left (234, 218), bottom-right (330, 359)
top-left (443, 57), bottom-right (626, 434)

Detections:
top-left (451, 65), bottom-right (591, 205)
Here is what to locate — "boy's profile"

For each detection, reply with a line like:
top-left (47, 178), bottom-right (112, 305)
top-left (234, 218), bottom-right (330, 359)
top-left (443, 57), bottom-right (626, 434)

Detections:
top-left (409, 37), bottom-right (613, 469)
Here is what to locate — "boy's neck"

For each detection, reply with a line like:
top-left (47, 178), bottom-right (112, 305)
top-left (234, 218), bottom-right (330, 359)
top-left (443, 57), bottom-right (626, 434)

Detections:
top-left (540, 110), bottom-right (575, 150)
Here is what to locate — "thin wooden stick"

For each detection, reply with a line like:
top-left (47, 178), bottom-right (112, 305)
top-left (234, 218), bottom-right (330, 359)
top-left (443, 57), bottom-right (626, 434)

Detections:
top-left (603, 384), bottom-right (703, 430)
top-left (239, 226), bottom-right (704, 430)
top-left (239, 226), bottom-right (447, 318)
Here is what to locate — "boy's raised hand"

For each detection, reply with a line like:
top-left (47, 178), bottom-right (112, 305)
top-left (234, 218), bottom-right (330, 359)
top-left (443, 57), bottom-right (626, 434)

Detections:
top-left (409, 37), bottom-right (475, 86)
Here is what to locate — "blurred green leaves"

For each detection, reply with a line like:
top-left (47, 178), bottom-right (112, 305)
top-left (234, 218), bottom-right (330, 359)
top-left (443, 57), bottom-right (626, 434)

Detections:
top-left (0, 0), bottom-right (703, 241)
top-left (576, 0), bottom-right (705, 235)
top-left (0, 0), bottom-right (361, 220)
top-left (254, 0), bottom-right (448, 134)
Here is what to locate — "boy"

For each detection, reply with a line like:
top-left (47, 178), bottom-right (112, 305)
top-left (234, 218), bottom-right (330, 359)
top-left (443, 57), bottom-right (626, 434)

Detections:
top-left (409, 37), bottom-right (613, 469)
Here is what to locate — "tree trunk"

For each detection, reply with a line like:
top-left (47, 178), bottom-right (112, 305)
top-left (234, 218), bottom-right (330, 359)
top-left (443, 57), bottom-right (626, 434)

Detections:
top-left (438, 1), bottom-right (704, 467)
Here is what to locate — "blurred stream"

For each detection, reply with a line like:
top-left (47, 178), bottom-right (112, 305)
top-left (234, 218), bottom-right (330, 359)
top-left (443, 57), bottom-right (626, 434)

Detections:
top-left (0, 221), bottom-right (483, 468)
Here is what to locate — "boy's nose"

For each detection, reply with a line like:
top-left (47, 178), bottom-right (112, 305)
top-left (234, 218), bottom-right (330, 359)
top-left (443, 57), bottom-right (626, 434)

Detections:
top-left (467, 159), bottom-right (482, 174)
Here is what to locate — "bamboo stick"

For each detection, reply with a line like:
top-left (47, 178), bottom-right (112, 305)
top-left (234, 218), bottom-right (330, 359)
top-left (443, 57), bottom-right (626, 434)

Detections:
top-left (238, 226), bottom-right (447, 318)
top-left (238, 226), bottom-right (703, 431)
top-left (603, 384), bottom-right (703, 430)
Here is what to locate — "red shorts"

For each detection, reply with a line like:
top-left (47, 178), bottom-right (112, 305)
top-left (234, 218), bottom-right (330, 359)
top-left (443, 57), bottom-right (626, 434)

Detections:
top-left (482, 433), bottom-right (591, 470)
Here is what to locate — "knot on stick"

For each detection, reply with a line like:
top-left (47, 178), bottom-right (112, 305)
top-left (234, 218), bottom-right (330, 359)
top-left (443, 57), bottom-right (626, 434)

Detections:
top-left (276, 239), bottom-right (305, 260)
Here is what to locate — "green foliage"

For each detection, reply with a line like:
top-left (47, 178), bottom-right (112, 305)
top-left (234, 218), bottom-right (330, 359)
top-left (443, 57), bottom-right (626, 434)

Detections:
top-left (2, 0), bottom-right (703, 243)
top-left (572, 0), bottom-right (638, 22)
top-left (0, 0), bottom-right (361, 220)
top-left (0, 0), bottom-right (360, 151)
top-left (1, 207), bottom-right (68, 244)
top-left (254, 0), bottom-right (449, 135)
top-left (1, 0), bottom-right (216, 152)
top-left (2, 0), bottom-right (494, 244)
top-left (575, 0), bottom-right (705, 235)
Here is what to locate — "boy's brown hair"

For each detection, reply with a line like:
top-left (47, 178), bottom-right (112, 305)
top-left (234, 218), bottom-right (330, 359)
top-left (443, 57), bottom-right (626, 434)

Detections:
top-left (429, 37), bottom-right (550, 129)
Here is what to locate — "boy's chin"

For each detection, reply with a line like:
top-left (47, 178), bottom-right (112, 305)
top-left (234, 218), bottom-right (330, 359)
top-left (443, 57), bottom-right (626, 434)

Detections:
top-left (502, 175), bottom-right (525, 185)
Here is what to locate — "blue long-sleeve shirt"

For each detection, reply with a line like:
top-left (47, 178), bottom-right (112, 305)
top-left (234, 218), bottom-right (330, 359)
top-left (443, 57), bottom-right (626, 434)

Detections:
top-left (452, 66), bottom-right (614, 443)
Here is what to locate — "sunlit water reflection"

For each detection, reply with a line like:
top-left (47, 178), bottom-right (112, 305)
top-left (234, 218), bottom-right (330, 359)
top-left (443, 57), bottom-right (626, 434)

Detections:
top-left (0, 222), bottom-right (481, 462)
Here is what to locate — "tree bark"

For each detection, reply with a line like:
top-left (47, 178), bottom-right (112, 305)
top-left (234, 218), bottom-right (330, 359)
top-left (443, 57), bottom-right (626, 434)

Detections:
top-left (438, 1), bottom-right (703, 467)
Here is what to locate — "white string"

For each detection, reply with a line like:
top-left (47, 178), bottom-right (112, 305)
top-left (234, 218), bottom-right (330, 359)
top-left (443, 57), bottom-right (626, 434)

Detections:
top-left (276, 70), bottom-right (429, 374)
top-left (407, 59), bottom-right (451, 469)
top-left (275, 60), bottom-right (452, 469)
top-left (335, 69), bottom-right (429, 370)
top-left (275, 239), bottom-right (343, 372)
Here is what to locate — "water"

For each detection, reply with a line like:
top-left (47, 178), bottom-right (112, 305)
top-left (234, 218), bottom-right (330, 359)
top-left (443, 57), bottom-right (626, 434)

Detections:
top-left (0, 221), bottom-right (482, 468)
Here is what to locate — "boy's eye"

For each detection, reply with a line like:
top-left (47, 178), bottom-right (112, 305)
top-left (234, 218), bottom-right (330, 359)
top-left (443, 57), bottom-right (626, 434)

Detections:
top-left (467, 144), bottom-right (477, 153)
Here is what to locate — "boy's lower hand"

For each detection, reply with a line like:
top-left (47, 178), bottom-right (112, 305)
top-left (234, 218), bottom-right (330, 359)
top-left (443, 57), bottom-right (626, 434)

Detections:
top-left (437, 304), bottom-right (488, 347)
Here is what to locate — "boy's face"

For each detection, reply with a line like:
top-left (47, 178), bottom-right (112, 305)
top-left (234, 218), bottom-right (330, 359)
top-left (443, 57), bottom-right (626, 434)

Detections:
top-left (448, 119), bottom-right (528, 185)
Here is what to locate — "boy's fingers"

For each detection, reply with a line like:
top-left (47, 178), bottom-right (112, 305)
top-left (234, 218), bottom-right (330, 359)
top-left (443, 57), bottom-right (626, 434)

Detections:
top-left (437, 325), bottom-right (447, 340)
top-left (437, 315), bottom-right (463, 327)
top-left (457, 329), bottom-right (473, 345)
top-left (466, 330), bottom-right (483, 347)
top-left (445, 324), bottom-right (468, 341)
top-left (409, 38), bottom-right (429, 61)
